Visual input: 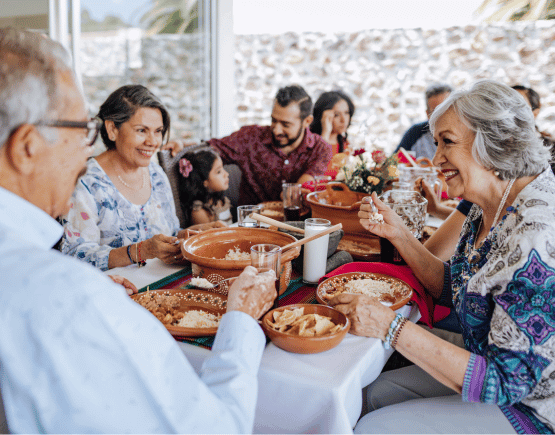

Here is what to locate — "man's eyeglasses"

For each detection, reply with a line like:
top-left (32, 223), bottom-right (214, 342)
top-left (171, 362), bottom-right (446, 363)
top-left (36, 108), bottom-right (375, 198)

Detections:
top-left (35, 117), bottom-right (102, 147)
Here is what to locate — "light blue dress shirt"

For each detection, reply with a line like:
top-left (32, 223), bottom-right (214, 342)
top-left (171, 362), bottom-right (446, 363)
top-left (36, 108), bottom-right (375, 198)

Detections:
top-left (0, 187), bottom-right (265, 433)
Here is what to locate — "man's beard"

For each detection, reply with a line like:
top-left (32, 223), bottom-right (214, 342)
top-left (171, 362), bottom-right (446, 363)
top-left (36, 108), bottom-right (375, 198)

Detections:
top-left (272, 125), bottom-right (304, 148)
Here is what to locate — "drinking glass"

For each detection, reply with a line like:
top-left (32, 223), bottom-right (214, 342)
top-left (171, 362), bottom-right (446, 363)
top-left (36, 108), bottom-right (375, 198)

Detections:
top-left (250, 243), bottom-right (282, 309)
top-left (391, 181), bottom-right (411, 190)
top-left (282, 183), bottom-right (302, 221)
top-left (378, 190), bottom-right (427, 265)
top-left (237, 205), bottom-right (262, 227)
top-left (303, 218), bottom-right (331, 284)
top-left (398, 166), bottom-right (442, 200)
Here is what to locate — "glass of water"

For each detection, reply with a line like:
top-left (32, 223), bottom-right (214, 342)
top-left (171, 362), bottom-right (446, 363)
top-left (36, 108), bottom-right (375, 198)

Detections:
top-left (237, 205), bottom-right (262, 227)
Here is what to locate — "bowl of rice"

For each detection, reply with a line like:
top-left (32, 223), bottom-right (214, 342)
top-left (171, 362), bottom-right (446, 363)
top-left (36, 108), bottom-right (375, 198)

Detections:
top-left (181, 227), bottom-right (301, 293)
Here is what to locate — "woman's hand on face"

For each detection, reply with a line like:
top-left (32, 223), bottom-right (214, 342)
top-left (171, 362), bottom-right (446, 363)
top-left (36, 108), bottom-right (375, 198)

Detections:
top-left (328, 293), bottom-right (395, 338)
top-left (107, 274), bottom-right (138, 295)
top-left (358, 192), bottom-right (405, 241)
top-left (146, 234), bottom-right (182, 264)
top-left (321, 109), bottom-right (335, 138)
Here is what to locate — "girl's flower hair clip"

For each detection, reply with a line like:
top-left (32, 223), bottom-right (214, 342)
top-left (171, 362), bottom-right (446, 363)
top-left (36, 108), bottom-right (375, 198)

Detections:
top-left (179, 158), bottom-right (193, 178)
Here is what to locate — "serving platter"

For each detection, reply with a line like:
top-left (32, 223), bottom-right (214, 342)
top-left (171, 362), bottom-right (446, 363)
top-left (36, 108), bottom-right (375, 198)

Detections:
top-left (336, 234), bottom-right (380, 261)
top-left (316, 272), bottom-right (413, 311)
top-left (131, 288), bottom-right (227, 338)
top-left (258, 201), bottom-right (310, 222)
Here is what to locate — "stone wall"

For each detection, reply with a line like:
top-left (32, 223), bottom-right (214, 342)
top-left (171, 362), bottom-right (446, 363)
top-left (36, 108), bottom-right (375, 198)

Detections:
top-left (235, 22), bottom-right (555, 152)
top-left (81, 22), bottom-right (555, 153)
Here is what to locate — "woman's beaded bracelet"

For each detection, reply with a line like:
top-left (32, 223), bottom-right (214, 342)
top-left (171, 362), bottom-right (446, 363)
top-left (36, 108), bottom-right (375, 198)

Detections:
top-left (137, 241), bottom-right (146, 268)
top-left (384, 313), bottom-right (405, 349)
top-left (126, 245), bottom-right (136, 264)
top-left (391, 317), bottom-right (408, 349)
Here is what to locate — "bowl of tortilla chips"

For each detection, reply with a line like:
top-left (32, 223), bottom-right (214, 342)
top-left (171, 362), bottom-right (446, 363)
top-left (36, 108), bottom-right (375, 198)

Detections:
top-left (261, 303), bottom-right (350, 353)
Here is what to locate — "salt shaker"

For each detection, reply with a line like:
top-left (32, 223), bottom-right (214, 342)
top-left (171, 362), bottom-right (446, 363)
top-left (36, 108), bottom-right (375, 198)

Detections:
top-left (302, 218), bottom-right (331, 284)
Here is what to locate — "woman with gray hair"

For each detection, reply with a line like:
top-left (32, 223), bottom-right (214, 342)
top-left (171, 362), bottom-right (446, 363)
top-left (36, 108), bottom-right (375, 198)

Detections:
top-left (333, 80), bottom-right (555, 433)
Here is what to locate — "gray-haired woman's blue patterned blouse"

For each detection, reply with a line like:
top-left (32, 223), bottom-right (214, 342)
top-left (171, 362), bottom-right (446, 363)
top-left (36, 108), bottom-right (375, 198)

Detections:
top-left (60, 158), bottom-right (180, 271)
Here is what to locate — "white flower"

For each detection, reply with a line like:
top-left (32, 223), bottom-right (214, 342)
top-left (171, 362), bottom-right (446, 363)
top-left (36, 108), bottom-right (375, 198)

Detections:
top-left (335, 169), bottom-right (346, 181)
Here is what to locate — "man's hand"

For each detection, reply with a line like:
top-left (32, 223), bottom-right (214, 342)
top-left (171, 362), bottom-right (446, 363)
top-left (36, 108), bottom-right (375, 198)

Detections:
top-left (226, 266), bottom-right (276, 319)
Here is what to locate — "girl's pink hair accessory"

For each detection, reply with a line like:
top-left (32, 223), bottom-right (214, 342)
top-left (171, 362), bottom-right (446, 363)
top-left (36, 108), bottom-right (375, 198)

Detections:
top-left (179, 158), bottom-right (193, 177)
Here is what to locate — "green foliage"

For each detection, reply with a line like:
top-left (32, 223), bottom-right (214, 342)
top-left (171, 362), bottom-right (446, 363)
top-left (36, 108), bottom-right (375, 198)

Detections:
top-left (140, 0), bottom-right (199, 34)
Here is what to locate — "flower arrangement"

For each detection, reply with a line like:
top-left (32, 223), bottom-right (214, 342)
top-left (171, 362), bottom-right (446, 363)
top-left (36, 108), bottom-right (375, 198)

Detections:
top-left (335, 148), bottom-right (399, 195)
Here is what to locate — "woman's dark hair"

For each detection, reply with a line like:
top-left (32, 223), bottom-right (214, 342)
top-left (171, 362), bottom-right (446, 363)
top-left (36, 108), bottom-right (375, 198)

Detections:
top-left (511, 85), bottom-right (541, 112)
top-left (310, 90), bottom-right (355, 152)
top-left (178, 149), bottom-right (225, 222)
top-left (97, 84), bottom-right (171, 150)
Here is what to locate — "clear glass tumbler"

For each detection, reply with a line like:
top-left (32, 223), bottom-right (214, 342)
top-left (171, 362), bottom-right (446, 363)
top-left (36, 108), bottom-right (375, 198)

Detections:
top-left (282, 183), bottom-right (302, 222)
top-left (237, 205), bottom-right (263, 227)
top-left (250, 243), bottom-right (282, 309)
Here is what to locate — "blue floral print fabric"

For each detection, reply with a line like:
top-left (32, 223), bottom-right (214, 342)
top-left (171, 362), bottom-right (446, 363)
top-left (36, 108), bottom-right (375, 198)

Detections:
top-left (450, 168), bottom-right (555, 433)
top-left (60, 158), bottom-right (180, 270)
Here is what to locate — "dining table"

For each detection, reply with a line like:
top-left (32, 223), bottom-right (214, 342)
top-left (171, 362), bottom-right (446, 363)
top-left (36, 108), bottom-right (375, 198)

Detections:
top-left (107, 258), bottom-right (421, 434)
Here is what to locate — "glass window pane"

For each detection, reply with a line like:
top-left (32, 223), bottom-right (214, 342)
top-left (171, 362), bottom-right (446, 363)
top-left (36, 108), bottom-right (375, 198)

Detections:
top-left (0, 0), bottom-right (49, 32)
top-left (80, 0), bottom-right (211, 151)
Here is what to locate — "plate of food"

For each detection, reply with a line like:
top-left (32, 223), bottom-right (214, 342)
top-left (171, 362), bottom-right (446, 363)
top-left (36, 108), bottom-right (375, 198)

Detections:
top-left (131, 288), bottom-right (227, 338)
top-left (336, 235), bottom-right (381, 261)
top-left (258, 201), bottom-right (310, 222)
top-left (316, 272), bottom-right (413, 311)
top-left (260, 304), bottom-right (350, 353)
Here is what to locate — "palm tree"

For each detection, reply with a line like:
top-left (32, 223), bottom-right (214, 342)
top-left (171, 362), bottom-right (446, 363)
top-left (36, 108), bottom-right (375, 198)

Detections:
top-left (474, 0), bottom-right (555, 21)
top-left (140, 0), bottom-right (198, 34)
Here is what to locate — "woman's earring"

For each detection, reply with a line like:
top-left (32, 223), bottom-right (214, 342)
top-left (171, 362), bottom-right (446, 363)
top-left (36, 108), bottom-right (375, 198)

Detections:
top-left (494, 170), bottom-right (500, 177)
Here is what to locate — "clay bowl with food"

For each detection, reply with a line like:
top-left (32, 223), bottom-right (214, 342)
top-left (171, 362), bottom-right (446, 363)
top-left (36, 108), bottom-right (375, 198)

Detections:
top-left (306, 182), bottom-right (371, 236)
top-left (261, 303), bottom-right (350, 354)
top-left (181, 227), bottom-right (300, 294)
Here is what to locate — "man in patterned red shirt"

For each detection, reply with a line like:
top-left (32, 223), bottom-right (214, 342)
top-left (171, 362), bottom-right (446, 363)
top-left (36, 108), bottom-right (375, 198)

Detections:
top-left (208, 85), bottom-right (332, 206)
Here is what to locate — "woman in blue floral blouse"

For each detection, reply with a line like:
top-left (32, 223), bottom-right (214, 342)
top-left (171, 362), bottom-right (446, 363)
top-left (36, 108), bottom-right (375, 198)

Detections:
top-left (61, 85), bottom-right (222, 271)
top-left (336, 80), bottom-right (555, 434)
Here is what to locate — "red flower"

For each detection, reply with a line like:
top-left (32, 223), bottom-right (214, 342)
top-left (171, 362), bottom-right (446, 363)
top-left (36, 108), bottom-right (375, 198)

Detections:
top-left (353, 148), bottom-right (366, 157)
top-left (371, 150), bottom-right (386, 164)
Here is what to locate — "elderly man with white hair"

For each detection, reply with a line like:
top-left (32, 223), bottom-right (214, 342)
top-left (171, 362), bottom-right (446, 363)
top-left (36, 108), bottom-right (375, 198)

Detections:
top-left (0, 27), bottom-right (275, 433)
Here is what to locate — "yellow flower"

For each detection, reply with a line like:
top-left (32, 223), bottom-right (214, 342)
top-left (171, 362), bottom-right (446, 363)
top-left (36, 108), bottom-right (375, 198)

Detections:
top-left (388, 166), bottom-right (399, 178)
top-left (367, 176), bottom-right (380, 185)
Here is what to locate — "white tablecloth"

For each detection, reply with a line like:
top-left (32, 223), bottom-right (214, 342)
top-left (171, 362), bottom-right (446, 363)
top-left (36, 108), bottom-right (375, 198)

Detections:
top-left (108, 260), bottom-right (420, 434)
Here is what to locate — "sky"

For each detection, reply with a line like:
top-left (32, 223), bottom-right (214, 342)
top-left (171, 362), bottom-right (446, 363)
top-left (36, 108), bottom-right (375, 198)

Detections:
top-left (80, 0), bottom-right (487, 33)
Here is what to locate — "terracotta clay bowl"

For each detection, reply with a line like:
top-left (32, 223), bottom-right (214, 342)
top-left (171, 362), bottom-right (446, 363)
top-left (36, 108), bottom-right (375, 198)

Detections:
top-left (306, 182), bottom-right (371, 236)
top-left (181, 227), bottom-right (301, 294)
top-left (261, 304), bottom-right (350, 354)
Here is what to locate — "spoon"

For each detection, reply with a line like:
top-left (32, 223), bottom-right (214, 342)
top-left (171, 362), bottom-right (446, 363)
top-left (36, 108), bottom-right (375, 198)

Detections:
top-left (280, 223), bottom-right (342, 252)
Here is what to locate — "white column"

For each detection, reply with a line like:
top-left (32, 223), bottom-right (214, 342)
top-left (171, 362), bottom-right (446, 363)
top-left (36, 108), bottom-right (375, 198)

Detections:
top-left (211, 0), bottom-right (235, 138)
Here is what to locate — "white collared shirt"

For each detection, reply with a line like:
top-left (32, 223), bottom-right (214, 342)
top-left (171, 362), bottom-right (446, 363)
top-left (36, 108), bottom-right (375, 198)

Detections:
top-left (0, 187), bottom-right (265, 433)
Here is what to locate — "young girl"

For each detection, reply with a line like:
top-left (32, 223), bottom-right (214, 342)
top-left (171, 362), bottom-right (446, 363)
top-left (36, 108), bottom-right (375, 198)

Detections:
top-left (178, 150), bottom-right (233, 226)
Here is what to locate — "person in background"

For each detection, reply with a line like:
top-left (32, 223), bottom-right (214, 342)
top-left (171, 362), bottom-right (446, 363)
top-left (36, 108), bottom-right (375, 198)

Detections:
top-left (394, 83), bottom-right (452, 160)
top-left (178, 149), bottom-right (233, 226)
top-left (512, 84), bottom-right (555, 172)
top-left (61, 85), bottom-right (222, 271)
top-left (0, 27), bottom-right (276, 433)
top-left (346, 80), bottom-right (555, 433)
top-left (208, 84), bottom-right (332, 205)
top-left (310, 90), bottom-right (355, 156)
